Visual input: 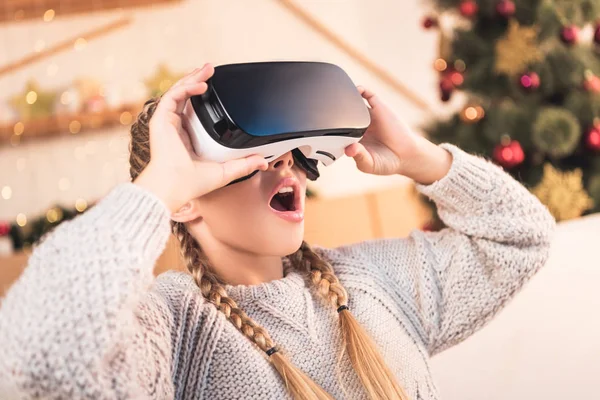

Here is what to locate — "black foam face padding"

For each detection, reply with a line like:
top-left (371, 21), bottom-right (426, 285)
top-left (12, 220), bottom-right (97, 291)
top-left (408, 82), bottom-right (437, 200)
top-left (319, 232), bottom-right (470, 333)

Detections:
top-left (291, 149), bottom-right (320, 181)
top-left (225, 150), bottom-right (320, 187)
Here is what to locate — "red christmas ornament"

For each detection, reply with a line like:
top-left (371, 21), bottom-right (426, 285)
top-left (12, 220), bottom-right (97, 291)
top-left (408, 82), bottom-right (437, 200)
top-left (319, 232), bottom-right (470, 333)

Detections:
top-left (520, 72), bottom-right (540, 91)
top-left (496, 0), bottom-right (516, 18)
top-left (585, 126), bottom-right (600, 151)
top-left (422, 16), bottom-right (438, 29)
top-left (449, 71), bottom-right (464, 86)
top-left (594, 24), bottom-right (600, 45)
top-left (584, 74), bottom-right (600, 93)
top-left (0, 221), bottom-right (10, 237)
top-left (560, 25), bottom-right (579, 45)
top-left (459, 0), bottom-right (478, 18)
top-left (493, 140), bottom-right (525, 168)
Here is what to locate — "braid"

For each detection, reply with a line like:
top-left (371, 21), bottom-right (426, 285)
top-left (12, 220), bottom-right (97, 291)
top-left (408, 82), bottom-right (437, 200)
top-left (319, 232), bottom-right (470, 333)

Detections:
top-left (173, 223), bottom-right (334, 399)
top-left (292, 241), bottom-right (409, 400)
top-left (173, 224), bottom-right (274, 346)
top-left (291, 241), bottom-right (348, 307)
top-left (129, 97), bottom-right (160, 181)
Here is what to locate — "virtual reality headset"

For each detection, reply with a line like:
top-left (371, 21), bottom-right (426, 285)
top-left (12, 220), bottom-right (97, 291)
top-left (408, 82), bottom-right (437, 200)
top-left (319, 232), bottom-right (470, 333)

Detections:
top-left (182, 61), bottom-right (370, 184)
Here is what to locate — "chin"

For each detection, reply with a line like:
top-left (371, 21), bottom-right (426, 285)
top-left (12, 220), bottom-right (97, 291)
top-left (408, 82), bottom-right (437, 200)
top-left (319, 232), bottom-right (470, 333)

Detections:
top-left (261, 223), bottom-right (305, 257)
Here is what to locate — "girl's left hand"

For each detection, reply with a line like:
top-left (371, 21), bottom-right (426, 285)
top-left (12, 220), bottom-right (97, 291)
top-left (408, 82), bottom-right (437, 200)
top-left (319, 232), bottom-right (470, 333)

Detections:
top-left (344, 86), bottom-right (453, 185)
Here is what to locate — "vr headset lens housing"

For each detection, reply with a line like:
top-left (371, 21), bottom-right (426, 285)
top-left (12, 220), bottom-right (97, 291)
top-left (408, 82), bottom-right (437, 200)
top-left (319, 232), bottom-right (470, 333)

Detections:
top-left (183, 61), bottom-right (370, 185)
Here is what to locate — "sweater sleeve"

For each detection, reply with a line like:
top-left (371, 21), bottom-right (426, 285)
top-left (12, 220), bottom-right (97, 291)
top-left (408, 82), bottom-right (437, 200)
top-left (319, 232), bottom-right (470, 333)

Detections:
top-left (0, 183), bottom-right (175, 399)
top-left (328, 144), bottom-right (555, 356)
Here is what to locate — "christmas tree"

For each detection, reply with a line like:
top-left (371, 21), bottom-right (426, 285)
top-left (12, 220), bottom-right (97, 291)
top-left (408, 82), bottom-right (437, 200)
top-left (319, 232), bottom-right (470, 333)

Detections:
top-left (423, 0), bottom-right (600, 221)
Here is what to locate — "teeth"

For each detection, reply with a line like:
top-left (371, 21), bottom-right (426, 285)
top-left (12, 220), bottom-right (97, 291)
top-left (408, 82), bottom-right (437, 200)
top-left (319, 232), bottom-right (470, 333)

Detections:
top-left (278, 186), bottom-right (294, 194)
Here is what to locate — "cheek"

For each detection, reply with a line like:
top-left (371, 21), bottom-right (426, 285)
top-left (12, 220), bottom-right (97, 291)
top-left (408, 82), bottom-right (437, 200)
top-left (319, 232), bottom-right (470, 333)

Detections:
top-left (198, 182), bottom-right (305, 255)
top-left (201, 185), bottom-right (264, 230)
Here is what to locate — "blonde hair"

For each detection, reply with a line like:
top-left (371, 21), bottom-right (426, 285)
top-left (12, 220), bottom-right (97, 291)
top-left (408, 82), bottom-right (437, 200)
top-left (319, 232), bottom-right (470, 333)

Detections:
top-left (129, 97), bottom-right (409, 400)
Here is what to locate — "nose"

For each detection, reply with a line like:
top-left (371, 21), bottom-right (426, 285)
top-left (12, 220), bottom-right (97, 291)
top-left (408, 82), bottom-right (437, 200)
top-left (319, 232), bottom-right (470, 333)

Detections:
top-left (268, 151), bottom-right (294, 172)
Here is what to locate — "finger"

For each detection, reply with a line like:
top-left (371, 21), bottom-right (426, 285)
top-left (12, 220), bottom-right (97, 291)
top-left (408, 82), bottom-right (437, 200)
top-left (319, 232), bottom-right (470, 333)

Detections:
top-left (157, 64), bottom-right (214, 113)
top-left (345, 142), bottom-right (374, 173)
top-left (172, 63), bottom-right (210, 88)
top-left (220, 155), bottom-right (269, 185)
top-left (356, 85), bottom-right (380, 108)
top-left (156, 81), bottom-right (208, 115)
top-left (186, 63), bottom-right (214, 85)
top-left (198, 155), bottom-right (269, 192)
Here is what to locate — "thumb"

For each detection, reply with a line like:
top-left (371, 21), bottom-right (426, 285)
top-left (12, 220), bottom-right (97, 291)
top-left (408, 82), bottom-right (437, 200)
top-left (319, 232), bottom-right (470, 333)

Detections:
top-left (345, 142), bottom-right (374, 173)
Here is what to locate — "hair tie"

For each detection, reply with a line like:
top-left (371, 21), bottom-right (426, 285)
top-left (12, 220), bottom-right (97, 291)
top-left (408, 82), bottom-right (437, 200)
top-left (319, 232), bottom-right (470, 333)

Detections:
top-left (266, 346), bottom-right (278, 356)
top-left (337, 305), bottom-right (349, 313)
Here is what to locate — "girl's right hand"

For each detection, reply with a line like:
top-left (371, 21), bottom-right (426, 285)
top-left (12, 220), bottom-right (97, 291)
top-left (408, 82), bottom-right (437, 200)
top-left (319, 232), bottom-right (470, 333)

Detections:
top-left (133, 63), bottom-right (268, 213)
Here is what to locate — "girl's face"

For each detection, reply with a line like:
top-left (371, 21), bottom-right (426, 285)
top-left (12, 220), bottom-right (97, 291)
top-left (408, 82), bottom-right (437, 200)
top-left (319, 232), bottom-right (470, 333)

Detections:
top-left (193, 151), bottom-right (308, 256)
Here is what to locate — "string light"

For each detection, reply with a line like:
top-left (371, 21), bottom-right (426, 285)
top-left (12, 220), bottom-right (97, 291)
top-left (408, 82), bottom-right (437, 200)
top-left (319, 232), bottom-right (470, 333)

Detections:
top-left (26, 91), bottom-right (38, 104)
top-left (58, 178), bottom-right (71, 191)
top-left (16, 214), bottom-right (27, 227)
top-left (46, 208), bottom-right (63, 223)
top-left (120, 111), bottom-right (132, 125)
top-left (434, 58), bottom-right (448, 72)
top-left (460, 105), bottom-right (485, 124)
top-left (74, 38), bottom-right (87, 51)
top-left (464, 106), bottom-right (478, 120)
top-left (43, 9), bottom-right (55, 22)
top-left (454, 59), bottom-right (467, 72)
top-left (475, 106), bottom-right (485, 119)
top-left (1, 186), bottom-right (12, 200)
top-left (13, 122), bottom-right (24, 136)
top-left (75, 198), bottom-right (88, 212)
top-left (69, 120), bottom-right (81, 134)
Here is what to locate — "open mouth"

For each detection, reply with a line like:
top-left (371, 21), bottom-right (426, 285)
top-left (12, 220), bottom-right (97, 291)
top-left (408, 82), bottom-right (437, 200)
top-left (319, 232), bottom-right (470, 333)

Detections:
top-left (268, 177), bottom-right (303, 222)
top-left (270, 186), bottom-right (297, 212)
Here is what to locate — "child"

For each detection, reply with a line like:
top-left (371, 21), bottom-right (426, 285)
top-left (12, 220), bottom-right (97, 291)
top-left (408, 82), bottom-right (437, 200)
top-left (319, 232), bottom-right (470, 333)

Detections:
top-left (0, 64), bottom-right (554, 399)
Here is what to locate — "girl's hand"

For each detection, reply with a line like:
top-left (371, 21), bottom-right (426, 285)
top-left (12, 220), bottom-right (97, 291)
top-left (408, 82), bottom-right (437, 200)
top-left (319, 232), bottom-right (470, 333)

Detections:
top-left (344, 86), bottom-right (452, 185)
top-left (134, 63), bottom-right (268, 213)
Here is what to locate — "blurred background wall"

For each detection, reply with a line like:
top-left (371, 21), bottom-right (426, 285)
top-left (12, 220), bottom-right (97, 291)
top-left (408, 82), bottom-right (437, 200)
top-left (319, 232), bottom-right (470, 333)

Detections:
top-left (0, 0), bottom-right (450, 221)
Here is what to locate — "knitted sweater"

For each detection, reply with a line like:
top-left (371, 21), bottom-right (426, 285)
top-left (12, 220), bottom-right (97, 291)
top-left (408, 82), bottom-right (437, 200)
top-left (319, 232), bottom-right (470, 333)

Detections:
top-left (0, 144), bottom-right (555, 400)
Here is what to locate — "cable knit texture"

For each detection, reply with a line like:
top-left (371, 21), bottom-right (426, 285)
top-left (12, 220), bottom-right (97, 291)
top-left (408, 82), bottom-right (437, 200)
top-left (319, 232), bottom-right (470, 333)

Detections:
top-left (0, 144), bottom-right (555, 399)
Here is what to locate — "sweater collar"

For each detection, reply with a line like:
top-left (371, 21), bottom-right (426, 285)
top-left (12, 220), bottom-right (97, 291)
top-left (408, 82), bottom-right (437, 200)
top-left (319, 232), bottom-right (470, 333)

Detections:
top-left (223, 261), bottom-right (308, 304)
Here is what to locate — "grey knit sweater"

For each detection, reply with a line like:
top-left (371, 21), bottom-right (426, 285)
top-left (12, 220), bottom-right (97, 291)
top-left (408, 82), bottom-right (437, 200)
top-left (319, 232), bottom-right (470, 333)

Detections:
top-left (0, 144), bottom-right (555, 400)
